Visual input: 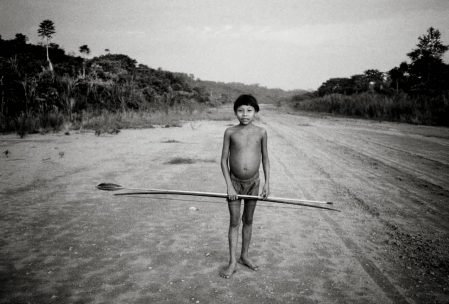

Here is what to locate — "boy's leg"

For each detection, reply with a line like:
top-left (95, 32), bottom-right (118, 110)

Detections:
top-left (239, 199), bottom-right (259, 271)
top-left (220, 199), bottom-right (241, 278)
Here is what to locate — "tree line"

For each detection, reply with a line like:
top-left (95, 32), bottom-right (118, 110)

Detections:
top-left (0, 20), bottom-right (212, 134)
top-left (292, 27), bottom-right (449, 126)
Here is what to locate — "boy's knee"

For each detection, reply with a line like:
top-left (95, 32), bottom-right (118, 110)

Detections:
top-left (230, 216), bottom-right (241, 228)
top-left (242, 216), bottom-right (253, 226)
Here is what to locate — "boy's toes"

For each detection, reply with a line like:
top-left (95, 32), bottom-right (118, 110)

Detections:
top-left (219, 266), bottom-right (237, 279)
top-left (238, 258), bottom-right (259, 271)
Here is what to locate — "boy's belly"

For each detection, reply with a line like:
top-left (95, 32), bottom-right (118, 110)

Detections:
top-left (229, 152), bottom-right (261, 180)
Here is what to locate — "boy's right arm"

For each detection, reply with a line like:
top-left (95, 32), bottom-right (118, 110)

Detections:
top-left (221, 129), bottom-right (238, 201)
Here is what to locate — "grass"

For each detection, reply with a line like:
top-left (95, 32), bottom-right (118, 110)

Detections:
top-left (79, 106), bottom-right (235, 132)
top-left (3, 104), bottom-right (236, 137)
top-left (290, 93), bottom-right (449, 126)
top-left (80, 105), bottom-right (235, 129)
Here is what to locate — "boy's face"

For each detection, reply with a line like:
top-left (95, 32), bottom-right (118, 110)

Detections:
top-left (235, 105), bottom-right (256, 125)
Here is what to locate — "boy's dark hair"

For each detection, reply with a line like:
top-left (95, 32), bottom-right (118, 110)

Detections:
top-left (233, 94), bottom-right (259, 113)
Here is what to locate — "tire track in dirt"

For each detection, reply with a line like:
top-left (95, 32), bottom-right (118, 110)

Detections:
top-left (294, 119), bottom-right (449, 193)
top-left (309, 127), bottom-right (449, 192)
top-left (323, 124), bottom-right (449, 169)
top-left (397, 132), bottom-right (449, 148)
top-left (266, 114), bottom-right (449, 232)
top-left (262, 118), bottom-right (401, 228)
top-left (317, 122), bottom-right (449, 164)
top-left (264, 125), bottom-right (411, 304)
top-left (298, 124), bottom-right (449, 229)
top-left (354, 137), bottom-right (449, 167)
top-left (305, 129), bottom-right (449, 217)
top-left (267, 120), bottom-right (414, 217)
top-left (310, 131), bottom-right (446, 215)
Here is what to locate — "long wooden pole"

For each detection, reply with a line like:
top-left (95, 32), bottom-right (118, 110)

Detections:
top-left (97, 183), bottom-right (339, 212)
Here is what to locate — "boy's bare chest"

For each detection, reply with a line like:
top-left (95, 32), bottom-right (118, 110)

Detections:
top-left (230, 131), bottom-right (261, 151)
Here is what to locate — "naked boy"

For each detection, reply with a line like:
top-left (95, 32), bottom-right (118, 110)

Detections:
top-left (220, 94), bottom-right (270, 279)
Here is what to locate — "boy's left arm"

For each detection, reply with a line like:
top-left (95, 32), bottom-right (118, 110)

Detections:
top-left (260, 129), bottom-right (270, 198)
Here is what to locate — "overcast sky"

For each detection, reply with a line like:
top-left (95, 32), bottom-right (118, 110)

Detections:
top-left (1, 0), bottom-right (449, 90)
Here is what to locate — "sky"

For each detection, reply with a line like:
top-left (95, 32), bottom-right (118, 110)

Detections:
top-left (1, 0), bottom-right (449, 90)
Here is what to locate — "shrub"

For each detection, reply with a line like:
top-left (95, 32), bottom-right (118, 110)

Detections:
top-left (293, 92), bottom-right (449, 126)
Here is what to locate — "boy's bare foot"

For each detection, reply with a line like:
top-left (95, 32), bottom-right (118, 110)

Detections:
top-left (219, 263), bottom-right (237, 279)
top-left (238, 257), bottom-right (259, 271)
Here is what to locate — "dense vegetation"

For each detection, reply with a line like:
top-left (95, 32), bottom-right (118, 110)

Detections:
top-left (290, 27), bottom-right (449, 126)
top-left (0, 33), bottom-right (219, 135)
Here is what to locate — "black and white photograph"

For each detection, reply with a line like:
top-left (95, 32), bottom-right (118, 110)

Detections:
top-left (1, 0), bottom-right (448, 303)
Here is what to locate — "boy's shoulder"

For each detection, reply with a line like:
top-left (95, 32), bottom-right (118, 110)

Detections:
top-left (253, 124), bottom-right (266, 133)
top-left (224, 124), bottom-right (239, 133)
top-left (250, 124), bottom-right (267, 136)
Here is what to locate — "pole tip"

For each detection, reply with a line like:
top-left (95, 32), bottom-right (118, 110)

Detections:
top-left (96, 183), bottom-right (122, 191)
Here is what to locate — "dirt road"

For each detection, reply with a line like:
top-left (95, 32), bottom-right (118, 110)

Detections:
top-left (1, 106), bottom-right (448, 303)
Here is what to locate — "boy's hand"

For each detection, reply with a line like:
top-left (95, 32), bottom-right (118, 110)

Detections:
top-left (261, 184), bottom-right (270, 199)
top-left (227, 187), bottom-right (239, 201)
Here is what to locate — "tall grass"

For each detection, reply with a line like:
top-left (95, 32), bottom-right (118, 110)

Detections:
top-left (1, 102), bottom-right (235, 136)
top-left (293, 93), bottom-right (449, 126)
top-left (1, 111), bottom-right (65, 137)
top-left (79, 103), bottom-right (235, 131)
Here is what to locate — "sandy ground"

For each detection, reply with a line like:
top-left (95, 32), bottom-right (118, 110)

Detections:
top-left (1, 105), bottom-right (448, 303)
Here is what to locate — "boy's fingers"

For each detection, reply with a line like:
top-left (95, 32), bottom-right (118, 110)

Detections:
top-left (227, 194), bottom-right (238, 201)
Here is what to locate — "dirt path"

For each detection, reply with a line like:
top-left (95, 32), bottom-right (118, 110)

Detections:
top-left (1, 106), bottom-right (448, 303)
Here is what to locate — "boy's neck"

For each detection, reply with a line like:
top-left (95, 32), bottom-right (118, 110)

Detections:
top-left (239, 121), bottom-right (253, 127)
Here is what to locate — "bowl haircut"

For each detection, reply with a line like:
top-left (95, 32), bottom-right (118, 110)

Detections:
top-left (233, 94), bottom-right (260, 113)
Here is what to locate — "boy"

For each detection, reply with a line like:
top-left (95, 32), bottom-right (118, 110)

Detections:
top-left (219, 94), bottom-right (270, 279)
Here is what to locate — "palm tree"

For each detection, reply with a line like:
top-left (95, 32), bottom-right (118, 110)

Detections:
top-left (37, 19), bottom-right (56, 72)
top-left (79, 44), bottom-right (91, 78)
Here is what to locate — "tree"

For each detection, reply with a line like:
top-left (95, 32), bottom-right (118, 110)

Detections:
top-left (317, 78), bottom-right (354, 96)
top-left (14, 33), bottom-right (28, 44)
top-left (388, 62), bottom-right (410, 93)
top-left (79, 44), bottom-right (90, 78)
top-left (407, 27), bottom-right (448, 62)
top-left (363, 69), bottom-right (385, 92)
top-left (407, 27), bottom-right (449, 95)
top-left (37, 19), bottom-right (56, 72)
top-left (79, 44), bottom-right (90, 56)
